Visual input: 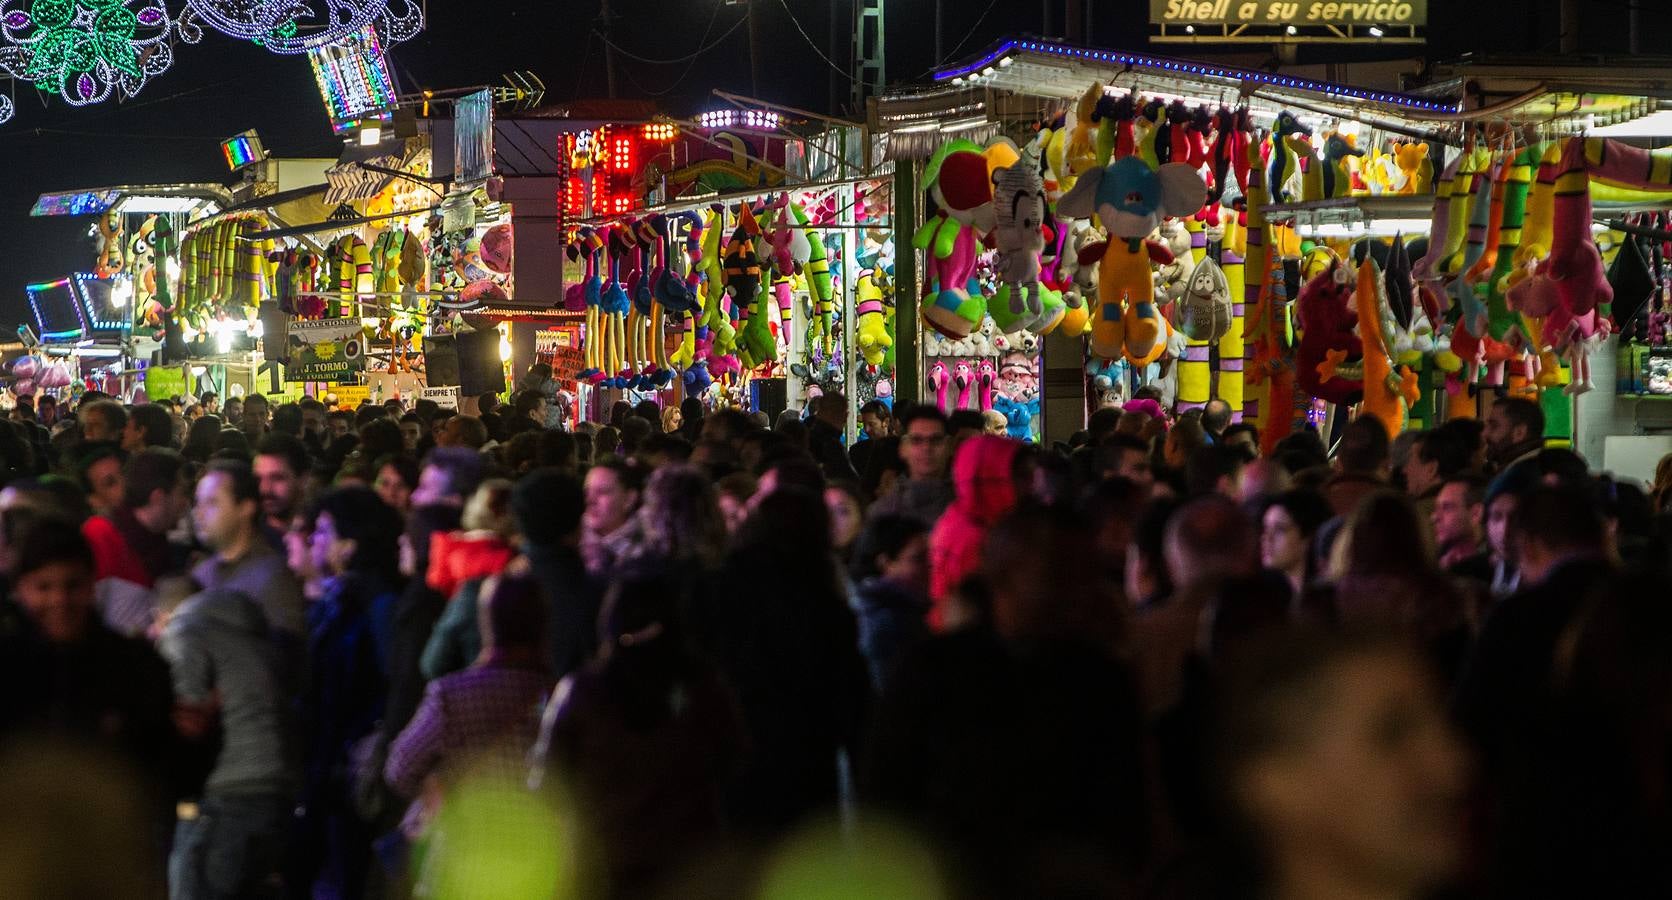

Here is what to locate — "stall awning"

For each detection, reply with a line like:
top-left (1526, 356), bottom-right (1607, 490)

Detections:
top-left (874, 37), bottom-right (1463, 156)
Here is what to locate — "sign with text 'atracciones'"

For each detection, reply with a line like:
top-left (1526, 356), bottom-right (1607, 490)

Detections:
top-left (288, 318), bottom-right (365, 383)
top-left (1151, 0), bottom-right (1425, 27)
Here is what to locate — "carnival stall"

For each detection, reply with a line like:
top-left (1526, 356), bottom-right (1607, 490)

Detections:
top-left (556, 109), bottom-right (898, 438)
top-left (873, 36), bottom-right (1672, 463)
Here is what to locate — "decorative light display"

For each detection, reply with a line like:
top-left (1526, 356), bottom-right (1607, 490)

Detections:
top-left (641, 122), bottom-right (677, 142)
top-left (26, 277), bottom-right (87, 341)
top-left (71, 271), bottom-right (131, 332)
top-left (306, 23), bottom-right (396, 133)
top-left (696, 108), bottom-right (780, 130)
top-left (0, 0), bottom-right (176, 106)
top-left (178, 0), bottom-right (421, 54)
top-left (560, 125), bottom-right (644, 219)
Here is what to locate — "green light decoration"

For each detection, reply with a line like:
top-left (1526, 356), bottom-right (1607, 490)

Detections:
top-left (176, 0), bottom-right (421, 55)
top-left (0, 0), bottom-right (174, 106)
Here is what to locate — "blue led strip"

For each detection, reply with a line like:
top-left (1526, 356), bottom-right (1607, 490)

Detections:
top-left (73, 272), bottom-right (130, 332)
top-left (934, 38), bottom-right (1456, 113)
top-left (26, 278), bottom-right (87, 341)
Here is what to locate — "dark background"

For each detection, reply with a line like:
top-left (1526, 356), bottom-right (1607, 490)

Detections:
top-left (1, 0), bottom-right (1663, 329)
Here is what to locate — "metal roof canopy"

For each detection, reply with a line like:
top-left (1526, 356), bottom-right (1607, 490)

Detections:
top-left (31, 183), bottom-right (232, 217)
top-left (875, 37), bottom-right (1461, 149)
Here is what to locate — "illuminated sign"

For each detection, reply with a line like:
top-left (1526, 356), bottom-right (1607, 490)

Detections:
top-left (1150, 0), bottom-right (1426, 27)
top-left (71, 273), bottom-right (132, 334)
top-left (559, 125), bottom-right (645, 221)
top-left (221, 130), bottom-right (268, 170)
top-left (31, 190), bottom-right (121, 217)
top-left (26, 279), bottom-right (87, 341)
top-left (307, 26), bottom-right (397, 134)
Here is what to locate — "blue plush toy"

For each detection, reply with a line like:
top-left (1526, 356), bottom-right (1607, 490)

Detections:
top-left (992, 395), bottom-right (1039, 442)
top-left (682, 359), bottom-right (713, 396)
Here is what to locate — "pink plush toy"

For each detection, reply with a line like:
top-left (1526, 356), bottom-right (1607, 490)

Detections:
top-left (954, 359), bottom-right (975, 410)
top-left (929, 361), bottom-right (951, 414)
top-left (977, 358), bottom-right (996, 411)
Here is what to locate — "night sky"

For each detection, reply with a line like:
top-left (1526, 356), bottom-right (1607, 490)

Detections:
top-left (0, 0), bottom-right (1659, 329)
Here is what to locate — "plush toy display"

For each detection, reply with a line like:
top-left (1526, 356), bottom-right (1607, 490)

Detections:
top-left (991, 394), bottom-right (1039, 441)
top-left (1266, 112), bottom-right (1312, 205)
top-left (1322, 132), bottom-right (1365, 200)
top-left (1355, 256), bottom-right (1421, 439)
top-left (855, 269), bottom-right (893, 366)
top-left (988, 147), bottom-right (1049, 334)
top-left (1294, 259), bottom-right (1364, 405)
top-left (1393, 142), bottom-right (1430, 195)
top-left (916, 140), bottom-right (994, 339)
top-left (1058, 155), bottom-right (1208, 364)
top-left (96, 209), bottom-right (125, 278)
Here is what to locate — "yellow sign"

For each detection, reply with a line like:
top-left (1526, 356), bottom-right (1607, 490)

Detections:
top-left (1150, 0), bottom-right (1426, 26)
top-left (328, 384), bottom-right (372, 409)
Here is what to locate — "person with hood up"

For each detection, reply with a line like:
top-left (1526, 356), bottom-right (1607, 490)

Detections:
top-left (928, 435), bottom-right (1033, 629)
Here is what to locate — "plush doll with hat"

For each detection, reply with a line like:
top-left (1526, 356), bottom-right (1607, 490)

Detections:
top-left (1058, 155), bottom-right (1208, 365)
top-left (915, 140), bottom-right (993, 339)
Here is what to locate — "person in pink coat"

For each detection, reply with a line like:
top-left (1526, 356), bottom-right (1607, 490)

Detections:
top-left (928, 434), bottom-right (1031, 629)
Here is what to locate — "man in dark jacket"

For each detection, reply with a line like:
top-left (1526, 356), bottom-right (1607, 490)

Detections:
top-left (158, 585), bottom-right (297, 899)
top-left (806, 392), bottom-right (858, 482)
top-left (1454, 484), bottom-right (1616, 899)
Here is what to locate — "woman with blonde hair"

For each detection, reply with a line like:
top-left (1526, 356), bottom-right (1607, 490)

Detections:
top-left (1650, 452), bottom-right (1672, 514)
top-left (660, 405), bottom-right (683, 435)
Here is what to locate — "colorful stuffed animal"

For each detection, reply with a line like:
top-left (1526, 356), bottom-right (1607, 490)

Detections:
top-left (1355, 256), bottom-right (1421, 439)
top-left (95, 209), bottom-right (125, 278)
top-left (1322, 132), bottom-right (1365, 199)
top-left (988, 147), bottom-right (1048, 334)
top-left (855, 269), bottom-right (893, 366)
top-left (1058, 156), bottom-right (1208, 364)
top-left (915, 140), bottom-right (992, 339)
top-left (1266, 111), bottom-right (1312, 205)
top-left (928, 360), bottom-right (951, 414)
top-left (991, 394), bottom-right (1039, 441)
top-left (1393, 142), bottom-right (1430, 195)
top-left (1294, 259), bottom-right (1363, 405)
top-left (724, 206), bottom-right (774, 369)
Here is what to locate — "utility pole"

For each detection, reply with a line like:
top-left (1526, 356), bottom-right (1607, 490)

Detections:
top-left (599, 0), bottom-right (617, 98)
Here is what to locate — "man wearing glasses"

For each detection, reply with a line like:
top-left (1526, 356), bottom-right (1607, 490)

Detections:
top-left (870, 405), bottom-right (953, 526)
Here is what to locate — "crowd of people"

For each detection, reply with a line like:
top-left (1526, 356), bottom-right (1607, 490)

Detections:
top-left (3, 378), bottom-right (1672, 900)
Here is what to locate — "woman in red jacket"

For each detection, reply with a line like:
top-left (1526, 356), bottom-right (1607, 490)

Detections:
top-left (928, 435), bottom-right (1034, 630)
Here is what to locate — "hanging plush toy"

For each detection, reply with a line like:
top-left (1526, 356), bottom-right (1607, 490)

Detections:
top-left (1322, 132), bottom-right (1365, 200)
top-left (1393, 142), bottom-right (1430, 195)
top-left (855, 269), bottom-right (893, 366)
top-left (1355, 256), bottom-right (1421, 439)
top-left (726, 206), bottom-right (775, 369)
top-left (789, 203), bottom-right (836, 353)
top-left (1058, 155), bottom-right (1208, 365)
top-left (1266, 112), bottom-right (1312, 206)
top-left (95, 208), bottom-right (125, 277)
top-left (988, 144), bottom-right (1049, 334)
top-left (1294, 259), bottom-right (1364, 405)
top-left (915, 140), bottom-right (995, 339)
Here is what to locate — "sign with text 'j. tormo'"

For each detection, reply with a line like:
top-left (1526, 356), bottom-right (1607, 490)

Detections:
top-left (1151, 0), bottom-right (1426, 27)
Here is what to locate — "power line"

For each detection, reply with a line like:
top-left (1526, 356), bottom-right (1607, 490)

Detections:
top-left (771, 0), bottom-right (850, 78)
top-left (619, 1), bottom-right (727, 97)
top-left (593, 12), bottom-right (747, 67)
top-left (938, 0), bottom-right (1001, 67)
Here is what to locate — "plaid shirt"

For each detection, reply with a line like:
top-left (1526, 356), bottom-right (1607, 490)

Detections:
top-left (384, 662), bottom-right (554, 801)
